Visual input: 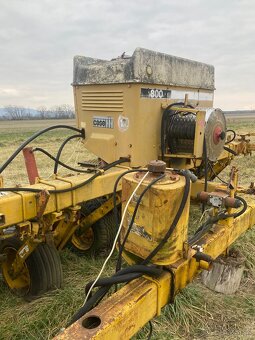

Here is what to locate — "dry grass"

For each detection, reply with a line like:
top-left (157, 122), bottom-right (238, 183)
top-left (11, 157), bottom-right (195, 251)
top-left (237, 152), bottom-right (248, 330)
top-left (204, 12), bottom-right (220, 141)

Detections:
top-left (0, 119), bottom-right (94, 186)
top-left (0, 118), bottom-right (255, 339)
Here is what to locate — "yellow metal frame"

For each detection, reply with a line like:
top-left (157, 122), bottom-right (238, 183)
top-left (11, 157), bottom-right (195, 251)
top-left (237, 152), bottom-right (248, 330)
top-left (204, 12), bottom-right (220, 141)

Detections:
top-left (55, 194), bottom-right (121, 250)
top-left (2, 143), bottom-right (247, 232)
top-left (0, 167), bottom-right (125, 230)
top-left (0, 168), bottom-right (125, 275)
top-left (57, 180), bottom-right (255, 339)
top-left (0, 130), bottom-right (254, 337)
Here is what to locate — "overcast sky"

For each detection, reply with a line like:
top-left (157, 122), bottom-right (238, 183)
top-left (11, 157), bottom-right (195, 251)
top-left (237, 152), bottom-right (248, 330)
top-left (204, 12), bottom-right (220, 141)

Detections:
top-left (0, 0), bottom-right (254, 110)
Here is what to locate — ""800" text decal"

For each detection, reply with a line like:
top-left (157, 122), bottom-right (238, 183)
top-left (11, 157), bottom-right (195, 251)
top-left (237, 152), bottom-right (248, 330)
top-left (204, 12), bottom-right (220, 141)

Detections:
top-left (140, 88), bottom-right (171, 99)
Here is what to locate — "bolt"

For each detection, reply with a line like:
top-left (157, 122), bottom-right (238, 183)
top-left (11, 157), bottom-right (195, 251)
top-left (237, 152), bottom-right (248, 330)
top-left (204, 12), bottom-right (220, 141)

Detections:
top-left (148, 160), bottom-right (166, 173)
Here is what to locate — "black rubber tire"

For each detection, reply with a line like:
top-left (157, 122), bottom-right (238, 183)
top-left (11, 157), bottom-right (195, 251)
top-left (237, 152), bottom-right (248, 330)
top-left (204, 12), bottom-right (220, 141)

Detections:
top-left (42, 243), bottom-right (63, 289)
top-left (0, 238), bottom-right (63, 300)
top-left (90, 211), bottom-right (116, 255)
top-left (69, 197), bottom-right (117, 256)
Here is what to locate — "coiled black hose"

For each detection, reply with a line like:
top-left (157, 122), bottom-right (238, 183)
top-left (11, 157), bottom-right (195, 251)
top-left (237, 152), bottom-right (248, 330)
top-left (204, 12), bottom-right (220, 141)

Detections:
top-left (161, 102), bottom-right (185, 160)
top-left (161, 102), bottom-right (195, 160)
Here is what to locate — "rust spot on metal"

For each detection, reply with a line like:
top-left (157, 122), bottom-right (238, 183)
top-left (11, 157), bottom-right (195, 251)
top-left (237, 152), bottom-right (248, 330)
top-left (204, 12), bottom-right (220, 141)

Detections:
top-left (134, 170), bottom-right (179, 184)
top-left (148, 160), bottom-right (166, 173)
top-left (36, 190), bottom-right (50, 219)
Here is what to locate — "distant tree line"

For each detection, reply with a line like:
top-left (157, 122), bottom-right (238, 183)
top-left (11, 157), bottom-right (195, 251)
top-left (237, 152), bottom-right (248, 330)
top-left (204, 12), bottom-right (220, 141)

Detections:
top-left (37, 105), bottom-right (75, 119)
top-left (1, 104), bottom-right (75, 120)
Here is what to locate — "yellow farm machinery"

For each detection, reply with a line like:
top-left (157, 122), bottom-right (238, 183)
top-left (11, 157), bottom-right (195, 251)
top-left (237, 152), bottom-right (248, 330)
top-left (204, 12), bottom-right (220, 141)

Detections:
top-left (0, 48), bottom-right (255, 338)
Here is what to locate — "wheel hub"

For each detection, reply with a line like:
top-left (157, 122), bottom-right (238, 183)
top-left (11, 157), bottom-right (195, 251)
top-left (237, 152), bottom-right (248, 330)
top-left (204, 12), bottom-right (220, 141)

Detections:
top-left (2, 246), bottom-right (30, 296)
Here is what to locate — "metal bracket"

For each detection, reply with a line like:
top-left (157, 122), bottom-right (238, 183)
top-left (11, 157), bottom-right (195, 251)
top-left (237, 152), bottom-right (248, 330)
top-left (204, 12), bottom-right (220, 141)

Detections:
top-left (36, 190), bottom-right (50, 219)
top-left (10, 239), bottom-right (38, 279)
top-left (143, 274), bottom-right (165, 316)
top-left (22, 147), bottom-right (39, 185)
top-left (78, 194), bottom-right (121, 235)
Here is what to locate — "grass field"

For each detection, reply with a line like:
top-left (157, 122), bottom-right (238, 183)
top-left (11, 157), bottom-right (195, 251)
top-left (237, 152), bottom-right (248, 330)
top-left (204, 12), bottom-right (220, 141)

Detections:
top-left (0, 118), bottom-right (255, 339)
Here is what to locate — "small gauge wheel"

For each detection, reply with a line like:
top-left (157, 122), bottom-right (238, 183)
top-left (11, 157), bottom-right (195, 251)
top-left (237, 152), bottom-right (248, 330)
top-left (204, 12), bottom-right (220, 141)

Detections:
top-left (69, 198), bottom-right (116, 256)
top-left (0, 238), bottom-right (63, 300)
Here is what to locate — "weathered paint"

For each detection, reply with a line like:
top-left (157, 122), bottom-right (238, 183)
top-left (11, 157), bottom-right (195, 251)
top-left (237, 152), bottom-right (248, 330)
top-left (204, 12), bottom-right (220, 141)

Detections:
top-left (57, 193), bottom-right (255, 340)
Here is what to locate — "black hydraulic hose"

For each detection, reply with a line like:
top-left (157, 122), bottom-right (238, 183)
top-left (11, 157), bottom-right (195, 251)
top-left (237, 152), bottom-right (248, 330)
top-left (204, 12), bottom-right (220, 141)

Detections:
top-left (33, 147), bottom-right (95, 174)
top-left (0, 171), bottom-right (101, 194)
top-left (69, 171), bottom-right (190, 327)
top-left (208, 162), bottom-right (228, 185)
top-left (69, 171), bottom-right (246, 329)
top-left (0, 159), bottom-right (134, 195)
top-left (67, 286), bottom-right (110, 326)
top-left (189, 195), bottom-right (247, 245)
top-left (111, 264), bottom-right (162, 277)
top-left (77, 158), bottom-right (131, 171)
top-left (68, 265), bottom-right (162, 325)
top-left (224, 146), bottom-right (237, 156)
top-left (0, 163), bottom-right (140, 196)
top-left (0, 125), bottom-right (84, 174)
top-left (112, 168), bottom-right (147, 257)
top-left (116, 173), bottom-right (165, 272)
top-left (225, 129), bottom-right (236, 144)
top-left (70, 275), bottom-right (143, 325)
top-left (102, 157), bottom-right (130, 171)
top-left (103, 158), bottom-right (130, 170)
top-left (34, 148), bottom-right (130, 174)
top-left (147, 321), bottom-right (153, 340)
top-left (142, 171), bottom-right (190, 264)
top-left (188, 219), bottom-right (215, 245)
top-left (117, 170), bottom-right (189, 296)
top-left (54, 134), bottom-right (82, 174)
top-left (86, 272), bottom-right (142, 291)
top-left (85, 265), bottom-right (162, 294)
top-left (224, 195), bottom-right (247, 218)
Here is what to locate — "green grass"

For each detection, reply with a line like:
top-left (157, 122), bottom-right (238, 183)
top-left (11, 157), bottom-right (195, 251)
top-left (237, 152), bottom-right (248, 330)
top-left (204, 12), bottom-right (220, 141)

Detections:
top-left (0, 118), bottom-right (255, 339)
top-left (0, 250), bottom-right (116, 340)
